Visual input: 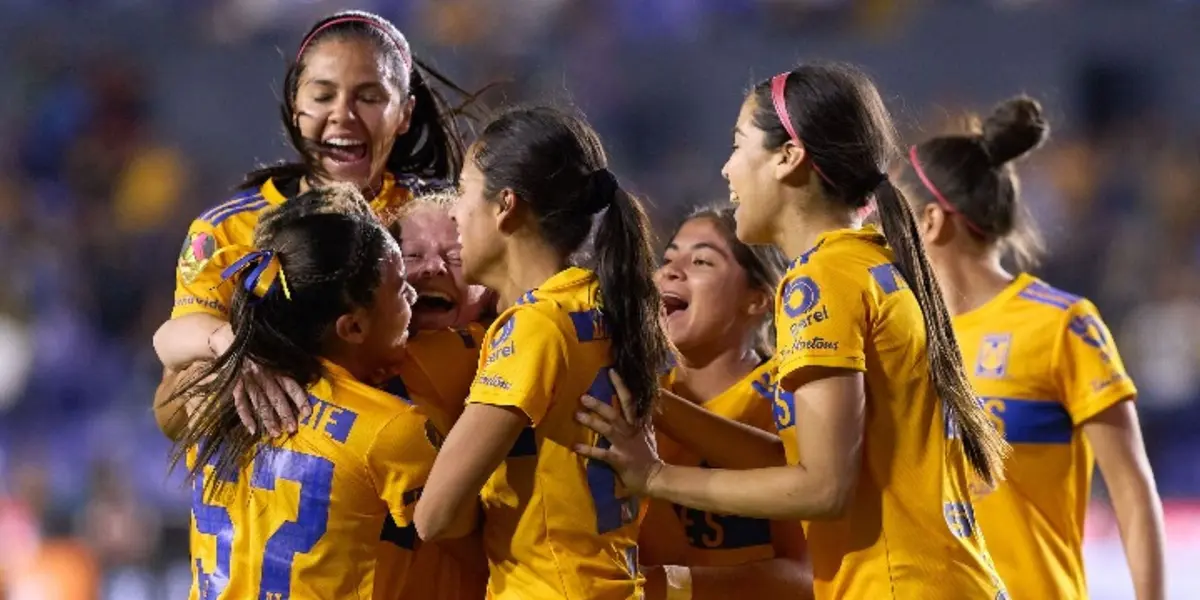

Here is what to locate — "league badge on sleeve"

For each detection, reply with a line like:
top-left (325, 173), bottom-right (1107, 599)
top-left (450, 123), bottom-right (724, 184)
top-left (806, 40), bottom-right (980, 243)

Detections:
top-left (178, 231), bottom-right (217, 283)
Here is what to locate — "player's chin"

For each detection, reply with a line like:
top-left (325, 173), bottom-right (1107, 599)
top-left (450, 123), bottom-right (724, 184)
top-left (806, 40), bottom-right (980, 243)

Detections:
top-left (320, 156), bottom-right (372, 188)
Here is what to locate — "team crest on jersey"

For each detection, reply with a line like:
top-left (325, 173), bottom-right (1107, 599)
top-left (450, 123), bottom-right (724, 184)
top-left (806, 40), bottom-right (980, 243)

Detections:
top-left (782, 276), bottom-right (821, 318)
top-left (178, 231), bottom-right (216, 283)
top-left (424, 419), bottom-right (445, 450)
top-left (975, 334), bottom-right (1012, 379)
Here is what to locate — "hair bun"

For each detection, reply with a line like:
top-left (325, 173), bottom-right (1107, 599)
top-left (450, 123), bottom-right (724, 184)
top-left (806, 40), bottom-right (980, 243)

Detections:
top-left (980, 96), bottom-right (1049, 167)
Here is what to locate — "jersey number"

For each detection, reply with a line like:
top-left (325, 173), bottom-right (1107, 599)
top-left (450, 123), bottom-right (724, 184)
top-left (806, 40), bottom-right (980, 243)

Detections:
top-left (583, 366), bottom-right (639, 534)
top-left (192, 447), bottom-right (335, 600)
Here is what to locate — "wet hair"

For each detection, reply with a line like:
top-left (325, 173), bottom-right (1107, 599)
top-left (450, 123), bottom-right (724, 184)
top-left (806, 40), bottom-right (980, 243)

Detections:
top-left (472, 106), bottom-right (670, 424)
top-left (668, 204), bottom-right (787, 358)
top-left (752, 62), bottom-right (1008, 485)
top-left (168, 184), bottom-right (398, 488)
top-left (242, 10), bottom-right (471, 190)
top-left (900, 96), bottom-right (1050, 270)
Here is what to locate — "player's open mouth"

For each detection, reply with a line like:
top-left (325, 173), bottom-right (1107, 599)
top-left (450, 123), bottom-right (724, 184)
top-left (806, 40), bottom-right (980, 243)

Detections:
top-left (662, 293), bottom-right (689, 317)
top-left (729, 188), bottom-right (740, 204)
top-left (320, 137), bottom-right (369, 163)
top-left (414, 291), bottom-right (457, 314)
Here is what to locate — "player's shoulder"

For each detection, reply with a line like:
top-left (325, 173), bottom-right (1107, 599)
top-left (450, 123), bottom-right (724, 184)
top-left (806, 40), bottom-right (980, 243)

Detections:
top-left (187, 182), bottom-right (276, 238)
top-left (318, 375), bottom-right (425, 444)
top-left (1008, 276), bottom-right (1103, 332)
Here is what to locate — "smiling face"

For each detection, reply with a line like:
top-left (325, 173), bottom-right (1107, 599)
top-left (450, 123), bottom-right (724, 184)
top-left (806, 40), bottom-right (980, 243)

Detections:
top-left (451, 145), bottom-right (507, 288)
top-left (655, 216), bottom-right (768, 356)
top-left (350, 242), bottom-right (417, 370)
top-left (722, 98), bottom-right (788, 245)
top-left (400, 202), bottom-right (491, 330)
top-left (293, 37), bottom-right (414, 190)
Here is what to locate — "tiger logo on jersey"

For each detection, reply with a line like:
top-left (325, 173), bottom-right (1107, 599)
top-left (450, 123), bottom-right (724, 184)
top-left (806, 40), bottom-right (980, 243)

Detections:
top-left (975, 334), bottom-right (1012, 379)
top-left (178, 231), bottom-right (217, 284)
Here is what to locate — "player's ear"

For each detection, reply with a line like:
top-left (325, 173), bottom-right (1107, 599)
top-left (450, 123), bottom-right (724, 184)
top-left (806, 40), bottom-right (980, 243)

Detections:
top-left (334, 308), bottom-right (370, 344)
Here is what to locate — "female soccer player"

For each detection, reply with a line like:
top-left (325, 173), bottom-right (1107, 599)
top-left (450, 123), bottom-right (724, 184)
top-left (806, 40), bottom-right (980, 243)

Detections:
top-left (154, 9), bottom-right (470, 437)
top-left (641, 205), bottom-right (811, 600)
top-left (576, 62), bottom-right (1010, 599)
top-left (901, 96), bottom-right (1165, 600)
top-left (170, 185), bottom-right (471, 599)
top-left (413, 106), bottom-right (671, 600)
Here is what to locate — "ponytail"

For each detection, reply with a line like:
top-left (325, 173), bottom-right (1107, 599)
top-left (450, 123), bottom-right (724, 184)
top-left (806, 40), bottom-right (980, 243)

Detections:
top-left (592, 181), bottom-right (671, 425)
top-left (872, 179), bottom-right (1009, 485)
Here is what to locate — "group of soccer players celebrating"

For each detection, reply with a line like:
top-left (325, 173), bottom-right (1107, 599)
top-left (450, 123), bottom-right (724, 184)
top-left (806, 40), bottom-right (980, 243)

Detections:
top-left (151, 9), bottom-right (1167, 600)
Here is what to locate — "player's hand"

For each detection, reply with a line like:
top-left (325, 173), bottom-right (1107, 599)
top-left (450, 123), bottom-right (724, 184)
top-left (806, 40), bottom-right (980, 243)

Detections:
top-left (233, 360), bottom-right (310, 437)
top-left (573, 370), bottom-right (664, 496)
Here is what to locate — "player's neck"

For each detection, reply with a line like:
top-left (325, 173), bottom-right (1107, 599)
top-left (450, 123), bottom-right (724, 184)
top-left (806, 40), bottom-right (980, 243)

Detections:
top-left (934, 251), bottom-right (1014, 317)
top-left (491, 239), bottom-right (568, 311)
top-left (672, 343), bottom-right (760, 404)
top-left (322, 347), bottom-right (383, 386)
top-left (773, 197), bottom-right (856, 261)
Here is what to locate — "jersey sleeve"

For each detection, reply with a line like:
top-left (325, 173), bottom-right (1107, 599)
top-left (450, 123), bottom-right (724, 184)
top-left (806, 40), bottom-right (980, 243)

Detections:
top-left (774, 262), bottom-right (868, 382)
top-left (1054, 299), bottom-right (1138, 423)
top-left (171, 217), bottom-right (234, 319)
top-left (466, 308), bottom-right (568, 426)
top-left (367, 413), bottom-right (438, 527)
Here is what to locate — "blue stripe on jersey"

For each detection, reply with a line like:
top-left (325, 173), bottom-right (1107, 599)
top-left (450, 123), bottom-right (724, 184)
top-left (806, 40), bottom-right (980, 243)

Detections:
top-left (199, 190), bottom-right (260, 222)
top-left (507, 427), bottom-right (538, 457)
top-left (1017, 281), bottom-right (1082, 311)
top-left (569, 309), bottom-right (608, 343)
top-left (982, 397), bottom-right (1073, 444)
top-left (208, 198), bottom-right (267, 226)
top-left (676, 504), bottom-right (774, 550)
top-left (515, 291), bottom-right (537, 305)
top-left (380, 515), bottom-right (417, 549)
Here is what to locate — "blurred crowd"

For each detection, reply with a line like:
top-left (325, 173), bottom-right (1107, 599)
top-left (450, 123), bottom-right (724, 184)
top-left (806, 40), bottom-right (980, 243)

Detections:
top-left (0, 1), bottom-right (1197, 598)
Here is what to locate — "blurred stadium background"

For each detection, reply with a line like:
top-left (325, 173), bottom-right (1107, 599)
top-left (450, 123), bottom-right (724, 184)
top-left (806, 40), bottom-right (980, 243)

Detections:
top-left (0, 1), bottom-right (1197, 598)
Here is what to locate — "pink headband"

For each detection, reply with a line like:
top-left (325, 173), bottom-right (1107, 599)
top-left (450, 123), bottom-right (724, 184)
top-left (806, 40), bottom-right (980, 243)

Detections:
top-left (908, 145), bottom-right (986, 237)
top-left (296, 16), bottom-right (411, 74)
top-left (770, 72), bottom-right (833, 188)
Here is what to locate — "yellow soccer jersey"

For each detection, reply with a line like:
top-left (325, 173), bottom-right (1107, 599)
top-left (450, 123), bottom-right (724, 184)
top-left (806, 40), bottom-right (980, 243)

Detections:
top-left (773, 227), bottom-right (1006, 600)
top-left (394, 324), bottom-right (486, 435)
top-left (173, 174), bottom-right (411, 319)
top-left (382, 324), bottom-right (490, 600)
top-left (956, 274), bottom-right (1137, 600)
top-left (640, 360), bottom-right (786, 567)
top-left (188, 360), bottom-right (435, 600)
top-left (468, 266), bottom-right (642, 600)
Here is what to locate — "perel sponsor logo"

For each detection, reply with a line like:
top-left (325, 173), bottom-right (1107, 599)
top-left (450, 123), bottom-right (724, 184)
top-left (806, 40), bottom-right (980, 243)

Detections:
top-left (788, 305), bottom-right (830, 337)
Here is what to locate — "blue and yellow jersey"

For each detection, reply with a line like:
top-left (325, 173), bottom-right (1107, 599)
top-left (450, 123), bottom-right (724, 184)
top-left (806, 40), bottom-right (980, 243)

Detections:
top-left (173, 174), bottom-right (411, 319)
top-left (773, 227), bottom-right (1005, 600)
top-left (640, 359), bottom-right (803, 568)
top-left (394, 324), bottom-right (486, 434)
top-left (187, 360), bottom-right (435, 600)
top-left (383, 324), bottom-right (489, 600)
top-left (468, 266), bottom-right (642, 600)
top-left (955, 273), bottom-right (1137, 600)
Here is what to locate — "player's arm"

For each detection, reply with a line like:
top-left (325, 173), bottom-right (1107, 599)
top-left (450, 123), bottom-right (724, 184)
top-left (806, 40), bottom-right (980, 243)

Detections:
top-left (153, 314), bottom-right (232, 370)
top-left (416, 310), bottom-right (566, 542)
top-left (1058, 301), bottom-right (1165, 600)
top-left (639, 368), bottom-right (863, 520)
top-left (655, 390), bottom-right (786, 470)
top-left (579, 263), bottom-right (868, 520)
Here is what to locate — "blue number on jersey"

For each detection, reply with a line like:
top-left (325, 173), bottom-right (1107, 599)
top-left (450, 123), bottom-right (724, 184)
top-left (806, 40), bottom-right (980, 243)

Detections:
top-left (583, 367), bottom-right (638, 534)
top-left (190, 445), bottom-right (334, 600)
top-left (193, 451), bottom-right (236, 600)
top-left (253, 447), bottom-right (335, 599)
